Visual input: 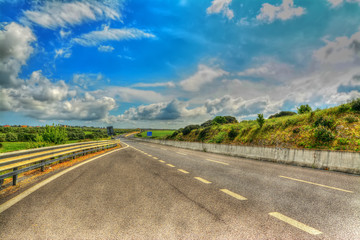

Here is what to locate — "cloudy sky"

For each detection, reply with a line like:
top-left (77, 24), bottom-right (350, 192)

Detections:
top-left (1, 0), bottom-right (360, 128)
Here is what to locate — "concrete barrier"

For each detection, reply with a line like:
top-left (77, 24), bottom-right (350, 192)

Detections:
top-left (134, 138), bottom-right (360, 174)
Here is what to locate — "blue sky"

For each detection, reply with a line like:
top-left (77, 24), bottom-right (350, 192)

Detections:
top-left (1, 0), bottom-right (360, 128)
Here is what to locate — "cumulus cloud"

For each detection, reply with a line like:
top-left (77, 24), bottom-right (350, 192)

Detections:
top-left (98, 45), bottom-right (114, 52)
top-left (179, 64), bottom-right (228, 92)
top-left (96, 86), bottom-right (165, 103)
top-left (107, 99), bottom-right (206, 122)
top-left (327, 0), bottom-right (360, 8)
top-left (206, 0), bottom-right (234, 20)
top-left (313, 31), bottom-right (360, 65)
top-left (72, 26), bottom-right (155, 46)
top-left (132, 81), bottom-right (176, 88)
top-left (256, 0), bottom-right (305, 23)
top-left (23, 1), bottom-right (120, 29)
top-left (1, 70), bottom-right (117, 121)
top-left (238, 60), bottom-right (294, 81)
top-left (0, 22), bottom-right (36, 87)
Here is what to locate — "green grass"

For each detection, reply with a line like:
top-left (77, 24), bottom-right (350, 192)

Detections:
top-left (0, 142), bottom-right (34, 153)
top-left (139, 130), bottom-right (175, 139)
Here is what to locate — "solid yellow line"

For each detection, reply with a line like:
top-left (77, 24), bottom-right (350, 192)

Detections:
top-left (269, 212), bottom-right (322, 235)
top-left (166, 164), bottom-right (175, 167)
top-left (206, 158), bottom-right (229, 166)
top-left (220, 189), bottom-right (247, 200)
top-left (0, 146), bottom-right (127, 214)
top-left (178, 169), bottom-right (189, 174)
top-left (279, 176), bottom-right (353, 193)
top-left (159, 160), bottom-right (166, 163)
top-left (153, 157), bottom-right (158, 160)
top-left (194, 177), bottom-right (211, 184)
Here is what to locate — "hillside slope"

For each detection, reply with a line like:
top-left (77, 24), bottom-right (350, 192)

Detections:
top-left (166, 101), bottom-right (360, 152)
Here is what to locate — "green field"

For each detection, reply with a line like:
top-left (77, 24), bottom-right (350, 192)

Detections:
top-left (139, 130), bottom-right (175, 139)
top-left (0, 142), bottom-right (37, 153)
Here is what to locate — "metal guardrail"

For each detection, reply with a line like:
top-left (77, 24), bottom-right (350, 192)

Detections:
top-left (0, 140), bottom-right (119, 187)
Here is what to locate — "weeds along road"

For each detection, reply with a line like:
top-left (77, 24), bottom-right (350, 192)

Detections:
top-left (0, 138), bottom-right (359, 239)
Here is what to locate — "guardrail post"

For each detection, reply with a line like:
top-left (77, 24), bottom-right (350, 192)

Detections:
top-left (13, 167), bottom-right (18, 186)
top-left (0, 178), bottom-right (4, 188)
top-left (41, 161), bottom-right (45, 172)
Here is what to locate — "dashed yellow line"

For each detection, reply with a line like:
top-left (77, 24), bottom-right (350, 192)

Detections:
top-left (166, 164), bottom-right (175, 167)
top-left (176, 152), bottom-right (187, 155)
top-left (279, 176), bottom-right (354, 193)
top-left (194, 177), bottom-right (211, 184)
top-left (205, 158), bottom-right (229, 166)
top-left (269, 212), bottom-right (322, 235)
top-left (220, 189), bottom-right (247, 200)
top-left (178, 169), bottom-right (189, 174)
top-left (153, 157), bottom-right (158, 160)
top-left (159, 160), bottom-right (166, 163)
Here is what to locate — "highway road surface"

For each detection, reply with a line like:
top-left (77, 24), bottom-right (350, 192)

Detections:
top-left (0, 138), bottom-right (359, 239)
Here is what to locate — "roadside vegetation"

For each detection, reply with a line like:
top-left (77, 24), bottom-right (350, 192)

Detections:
top-left (0, 125), bottom-right (134, 153)
top-left (136, 130), bottom-right (175, 139)
top-left (161, 99), bottom-right (360, 152)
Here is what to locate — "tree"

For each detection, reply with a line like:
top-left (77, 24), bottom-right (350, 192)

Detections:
top-left (297, 104), bottom-right (312, 114)
top-left (42, 125), bottom-right (67, 144)
top-left (257, 114), bottom-right (265, 128)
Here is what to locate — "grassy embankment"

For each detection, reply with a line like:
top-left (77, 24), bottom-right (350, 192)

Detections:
top-left (137, 130), bottom-right (175, 139)
top-left (164, 101), bottom-right (360, 152)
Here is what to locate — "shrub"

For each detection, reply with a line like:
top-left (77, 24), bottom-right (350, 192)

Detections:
top-left (337, 138), bottom-right (349, 145)
top-left (337, 104), bottom-right (351, 113)
top-left (269, 111), bottom-right (297, 119)
top-left (42, 125), bottom-right (68, 144)
top-left (85, 133), bottom-right (95, 139)
top-left (212, 116), bottom-right (226, 125)
top-left (198, 127), bottom-right (211, 141)
top-left (293, 127), bottom-right (300, 134)
top-left (256, 114), bottom-right (265, 128)
top-left (0, 143), bottom-right (2, 148)
top-left (345, 116), bottom-right (358, 123)
top-left (297, 104), bottom-right (312, 114)
top-left (182, 125), bottom-right (200, 135)
top-left (0, 134), bottom-right (5, 142)
top-left (6, 132), bottom-right (17, 142)
top-left (223, 116), bottom-right (238, 124)
top-left (314, 127), bottom-right (334, 143)
top-left (228, 127), bottom-right (238, 140)
top-left (350, 98), bottom-right (360, 112)
top-left (214, 132), bottom-right (227, 143)
top-left (314, 116), bottom-right (335, 129)
top-left (201, 120), bottom-right (213, 128)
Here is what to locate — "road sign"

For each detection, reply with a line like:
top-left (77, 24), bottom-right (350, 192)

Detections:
top-left (147, 132), bottom-right (152, 137)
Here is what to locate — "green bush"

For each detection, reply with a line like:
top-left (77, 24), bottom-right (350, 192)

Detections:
top-left (256, 114), bottom-right (265, 128)
top-left (214, 132), bottom-right (227, 143)
top-left (337, 138), bottom-right (349, 145)
top-left (6, 132), bottom-right (18, 142)
top-left (297, 104), bottom-right (312, 114)
top-left (314, 127), bottom-right (334, 143)
top-left (181, 125), bottom-right (200, 135)
top-left (337, 104), bottom-right (351, 113)
top-left (212, 116), bottom-right (227, 124)
top-left (345, 116), bottom-right (358, 123)
top-left (314, 116), bottom-right (335, 129)
top-left (0, 134), bottom-right (5, 142)
top-left (228, 127), bottom-right (238, 140)
top-left (85, 133), bottom-right (95, 139)
top-left (350, 98), bottom-right (360, 112)
top-left (269, 111), bottom-right (297, 119)
top-left (42, 125), bottom-right (67, 144)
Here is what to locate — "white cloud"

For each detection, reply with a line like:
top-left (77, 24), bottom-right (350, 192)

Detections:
top-left (179, 64), bottom-right (228, 92)
top-left (72, 73), bottom-right (104, 89)
top-left (132, 81), bottom-right (176, 88)
top-left (55, 48), bottom-right (71, 59)
top-left (23, 1), bottom-right (120, 29)
top-left (96, 86), bottom-right (165, 103)
top-left (327, 0), bottom-right (360, 8)
top-left (98, 45), bottom-right (114, 52)
top-left (206, 0), bottom-right (234, 20)
top-left (1, 70), bottom-right (116, 121)
top-left (72, 26), bottom-right (155, 46)
top-left (60, 29), bottom-right (71, 38)
top-left (313, 31), bottom-right (360, 65)
top-left (238, 60), bottom-right (294, 81)
top-left (0, 22), bottom-right (35, 87)
top-left (256, 0), bottom-right (305, 23)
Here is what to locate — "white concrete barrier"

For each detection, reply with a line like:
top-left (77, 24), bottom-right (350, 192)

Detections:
top-left (134, 138), bottom-right (360, 174)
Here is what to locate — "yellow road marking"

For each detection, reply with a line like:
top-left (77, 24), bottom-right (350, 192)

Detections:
top-left (206, 158), bottom-right (229, 166)
top-left (153, 157), bottom-right (158, 160)
top-left (176, 152), bottom-right (187, 155)
top-left (166, 164), bottom-right (175, 167)
top-left (178, 169), bottom-right (189, 174)
top-left (269, 212), bottom-right (322, 235)
top-left (220, 189), bottom-right (247, 200)
top-left (279, 176), bottom-right (354, 193)
top-left (161, 148), bottom-right (167, 150)
top-left (159, 160), bottom-right (166, 163)
top-left (194, 177), bottom-right (211, 184)
top-left (0, 146), bottom-right (127, 214)
top-left (147, 154), bottom-right (152, 157)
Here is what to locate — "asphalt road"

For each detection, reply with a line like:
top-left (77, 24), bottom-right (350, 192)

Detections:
top-left (0, 138), bottom-right (359, 239)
